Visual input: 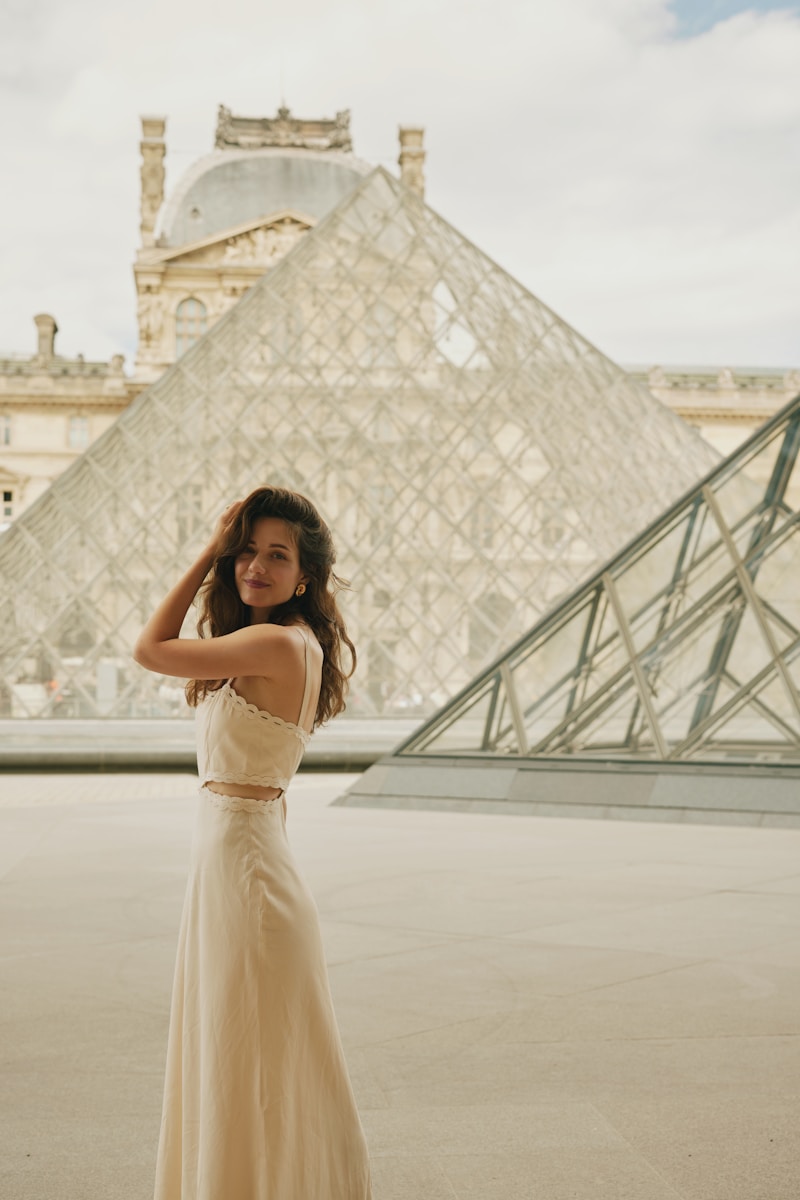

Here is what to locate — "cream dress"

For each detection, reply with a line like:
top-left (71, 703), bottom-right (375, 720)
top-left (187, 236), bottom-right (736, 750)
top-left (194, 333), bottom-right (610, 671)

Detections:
top-left (154, 632), bottom-right (372, 1199)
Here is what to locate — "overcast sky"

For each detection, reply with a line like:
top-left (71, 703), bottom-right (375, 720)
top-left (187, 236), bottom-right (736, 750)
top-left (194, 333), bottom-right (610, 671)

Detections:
top-left (2, 0), bottom-right (798, 370)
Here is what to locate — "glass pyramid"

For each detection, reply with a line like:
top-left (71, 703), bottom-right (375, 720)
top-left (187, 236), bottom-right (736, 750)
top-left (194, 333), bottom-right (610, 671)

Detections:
top-left (401, 395), bottom-right (800, 760)
top-left (0, 168), bottom-right (719, 720)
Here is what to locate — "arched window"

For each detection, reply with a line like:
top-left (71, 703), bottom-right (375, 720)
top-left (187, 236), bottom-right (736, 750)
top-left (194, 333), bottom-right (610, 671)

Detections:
top-left (175, 298), bottom-right (207, 357)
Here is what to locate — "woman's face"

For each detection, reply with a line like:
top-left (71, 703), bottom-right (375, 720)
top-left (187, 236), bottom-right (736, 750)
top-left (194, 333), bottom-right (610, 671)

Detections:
top-left (234, 517), bottom-right (307, 620)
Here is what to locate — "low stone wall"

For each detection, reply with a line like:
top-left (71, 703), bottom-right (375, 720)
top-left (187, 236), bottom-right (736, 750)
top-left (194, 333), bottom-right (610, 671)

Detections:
top-left (0, 718), bottom-right (417, 771)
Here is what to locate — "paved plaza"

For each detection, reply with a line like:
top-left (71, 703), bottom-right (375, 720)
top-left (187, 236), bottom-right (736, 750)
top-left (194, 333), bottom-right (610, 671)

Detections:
top-left (1, 770), bottom-right (799, 1199)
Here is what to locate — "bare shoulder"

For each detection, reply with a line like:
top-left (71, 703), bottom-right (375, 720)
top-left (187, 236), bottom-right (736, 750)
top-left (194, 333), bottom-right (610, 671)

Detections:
top-left (254, 623), bottom-right (322, 667)
top-left (245, 623), bottom-right (307, 669)
top-left (286, 623), bottom-right (323, 660)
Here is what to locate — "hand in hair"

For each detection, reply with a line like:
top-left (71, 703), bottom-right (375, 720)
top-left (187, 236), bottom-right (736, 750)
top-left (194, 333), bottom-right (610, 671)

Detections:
top-left (207, 501), bottom-right (244, 557)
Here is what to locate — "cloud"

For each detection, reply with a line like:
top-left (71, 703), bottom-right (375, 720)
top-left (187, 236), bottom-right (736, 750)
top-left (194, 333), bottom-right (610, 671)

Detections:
top-left (0, 0), bottom-right (798, 368)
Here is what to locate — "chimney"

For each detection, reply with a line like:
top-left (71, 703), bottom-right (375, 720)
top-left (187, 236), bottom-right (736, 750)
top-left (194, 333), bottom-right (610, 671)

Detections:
top-left (34, 314), bottom-right (58, 362)
top-left (398, 127), bottom-right (426, 199)
top-left (139, 115), bottom-right (167, 247)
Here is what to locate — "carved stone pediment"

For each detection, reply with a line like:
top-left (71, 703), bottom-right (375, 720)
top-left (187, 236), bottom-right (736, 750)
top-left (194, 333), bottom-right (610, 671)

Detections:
top-left (163, 214), bottom-right (313, 269)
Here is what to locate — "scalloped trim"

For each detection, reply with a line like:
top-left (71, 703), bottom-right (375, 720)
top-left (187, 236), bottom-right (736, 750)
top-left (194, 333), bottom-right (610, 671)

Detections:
top-left (202, 769), bottom-right (288, 788)
top-left (219, 684), bottom-right (311, 744)
top-left (201, 787), bottom-right (283, 814)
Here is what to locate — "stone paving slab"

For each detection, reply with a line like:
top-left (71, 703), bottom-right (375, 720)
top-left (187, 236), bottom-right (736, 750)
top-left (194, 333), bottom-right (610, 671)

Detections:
top-left (0, 772), bottom-right (798, 1199)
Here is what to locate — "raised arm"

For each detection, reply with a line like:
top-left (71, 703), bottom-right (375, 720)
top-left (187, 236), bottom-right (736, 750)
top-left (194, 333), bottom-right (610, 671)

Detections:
top-left (132, 506), bottom-right (300, 682)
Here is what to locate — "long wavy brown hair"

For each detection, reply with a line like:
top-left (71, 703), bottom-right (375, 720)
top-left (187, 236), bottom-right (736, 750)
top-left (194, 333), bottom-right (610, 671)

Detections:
top-left (185, 487), bottom-right (356, 727)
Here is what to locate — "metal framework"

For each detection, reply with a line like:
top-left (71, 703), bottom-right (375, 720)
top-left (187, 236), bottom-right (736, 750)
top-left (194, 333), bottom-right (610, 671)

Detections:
top-left (402, 396), bottom-right (800, 761)
top-left (0, 168), bottom-right (717, 720)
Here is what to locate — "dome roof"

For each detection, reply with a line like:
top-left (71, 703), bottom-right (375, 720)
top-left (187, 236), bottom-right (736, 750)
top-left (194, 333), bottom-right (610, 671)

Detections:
top-left (157, 148), bottom-right (372, 247)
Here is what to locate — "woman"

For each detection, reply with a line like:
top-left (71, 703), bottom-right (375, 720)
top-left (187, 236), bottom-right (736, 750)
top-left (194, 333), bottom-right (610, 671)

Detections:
top-left (134, 486), bottom-right (372, 1200)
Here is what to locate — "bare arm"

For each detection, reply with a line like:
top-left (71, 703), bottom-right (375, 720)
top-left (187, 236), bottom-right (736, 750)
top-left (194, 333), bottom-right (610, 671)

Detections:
top-left (133, 612), bottom-right (298, 681)
top-left (132, 508), bottom-right (301, 681)
top-left (132, 543), bottom-right (214, 674)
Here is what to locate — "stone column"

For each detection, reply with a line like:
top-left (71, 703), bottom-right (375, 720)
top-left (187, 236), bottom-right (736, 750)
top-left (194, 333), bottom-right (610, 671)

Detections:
top-left (33, 314), bottom-right (58, 362)
top-left (139, 116), bottom-right (167, 247)
top-left (398, 127), bottom-right (426, 199)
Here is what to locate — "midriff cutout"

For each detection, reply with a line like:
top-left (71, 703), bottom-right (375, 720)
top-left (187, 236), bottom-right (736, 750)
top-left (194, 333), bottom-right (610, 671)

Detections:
top-left (205, 780), bottom-right (283, 804)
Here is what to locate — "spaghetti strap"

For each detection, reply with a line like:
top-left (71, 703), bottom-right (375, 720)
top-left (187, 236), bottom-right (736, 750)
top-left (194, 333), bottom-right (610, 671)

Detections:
top-left (296, 627), bottom-right (314, 731)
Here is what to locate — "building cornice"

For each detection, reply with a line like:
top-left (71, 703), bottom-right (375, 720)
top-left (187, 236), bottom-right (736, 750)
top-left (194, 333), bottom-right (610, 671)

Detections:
top-left (626, 364), bottom-right (799, 391)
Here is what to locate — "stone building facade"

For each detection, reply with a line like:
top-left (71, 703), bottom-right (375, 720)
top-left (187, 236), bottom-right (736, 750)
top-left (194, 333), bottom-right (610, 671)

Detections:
top-left (0, 315), bottom-right (142, 529)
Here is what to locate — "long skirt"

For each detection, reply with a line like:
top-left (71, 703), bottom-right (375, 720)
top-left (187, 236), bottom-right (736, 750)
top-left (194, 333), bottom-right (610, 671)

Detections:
top-left (154, 785), bottom-right (372, 1200)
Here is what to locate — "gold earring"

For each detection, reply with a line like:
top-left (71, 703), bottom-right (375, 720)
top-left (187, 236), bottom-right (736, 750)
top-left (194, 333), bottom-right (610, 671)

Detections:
top-left (295, 583), bottom-right (306, 597)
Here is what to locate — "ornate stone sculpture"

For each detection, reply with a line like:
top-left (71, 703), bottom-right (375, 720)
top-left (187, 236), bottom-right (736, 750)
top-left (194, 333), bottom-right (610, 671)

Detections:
top-left (398, 128), bottom-right (426, 198)
top-left (222, 219), bottom-right (306, 265)
top-left (214, 104), bottom-right (353, 153)
top-left (331, 110), bottom-right (352, 150)
top-left (140, 116), bottom-right (166, 247)
top-left (137, 289), bottom-right (164, 348)
top-left (215, 105), bottom-right (234, 149)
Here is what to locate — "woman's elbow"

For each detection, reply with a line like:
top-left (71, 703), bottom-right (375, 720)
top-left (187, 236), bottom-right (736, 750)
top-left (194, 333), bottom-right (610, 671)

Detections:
top-left (132, 637), bottom-right (157, 671)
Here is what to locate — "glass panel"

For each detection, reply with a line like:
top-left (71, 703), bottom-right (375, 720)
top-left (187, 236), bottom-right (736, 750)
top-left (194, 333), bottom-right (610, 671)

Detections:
top-left (712, 428), bottom-right (781, 529)
top-left (697, 694), bottom-right (798, 753)
top-left (508, 595), bottom-right (603, 720)
top-left (640, 601), bottom-right (740, 742)
top-left (538, 676), bottom-right (647, 756)
top-left (419, 679), bottom-right (505, 754)
top-left (778, 422), bottom-right (800, 514)
top-left (711, 424), bottom-right (800, 558)
top-left (614, 506), bottom-right (700, 630)
top-left (744, 673), bottom-right (800, 740)
top-left (616, 502), bottom-right (731, 656)
top-left (745, 522), bottom-right (800, 648)
top-left (718, 603), bottom-right (777, 701)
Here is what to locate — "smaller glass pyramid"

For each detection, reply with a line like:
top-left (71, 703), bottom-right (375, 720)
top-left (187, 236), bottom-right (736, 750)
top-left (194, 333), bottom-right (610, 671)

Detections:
top-left (401, 395), bottom-right (800, 761)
